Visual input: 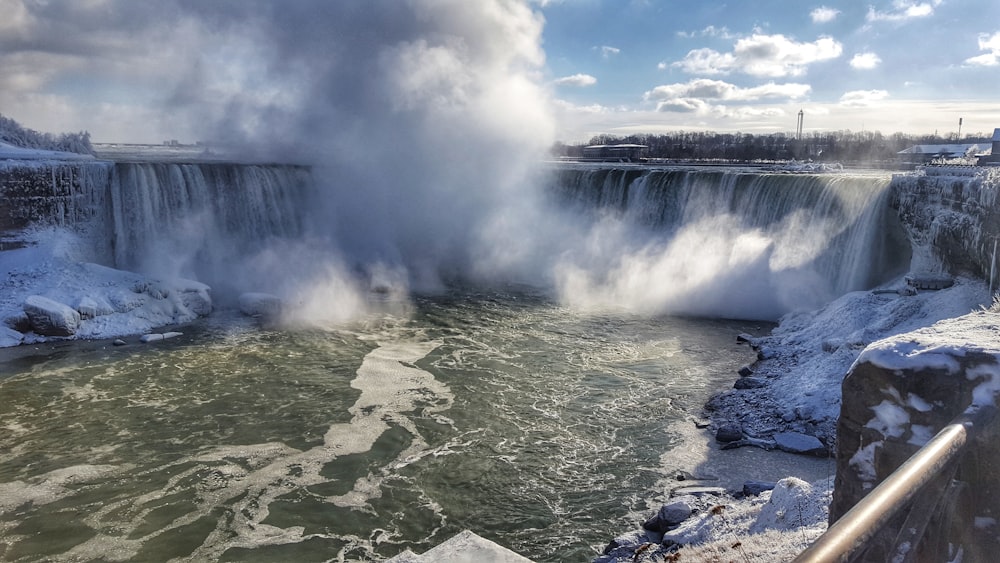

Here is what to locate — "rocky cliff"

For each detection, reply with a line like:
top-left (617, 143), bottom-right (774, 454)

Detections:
top-left (0, 161), bottom-right (111, 232)
top-left (891, 166), bottom-right (1000, 282)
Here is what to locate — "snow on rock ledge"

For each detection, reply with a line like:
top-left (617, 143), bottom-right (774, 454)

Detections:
top-left (1, 232), bottom-right (213, 346)
top-left (831, 307), bottom-right (1000, 561)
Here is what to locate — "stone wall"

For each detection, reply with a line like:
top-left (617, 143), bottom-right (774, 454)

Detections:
top-left (0, 161), bottom-right (111, 236)
top-left (831, 310), bottom-right (1000, 561)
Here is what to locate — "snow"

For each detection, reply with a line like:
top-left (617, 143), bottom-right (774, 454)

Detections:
top-left (866, 400), bottom-right (911, 439)
top-left (0, 227), bottom-right (212, 347)
top-left (616, 276), bottom-right (993, 562)
top-left (0, 141), bottom-right (95, 161)
top-left (601, 476), bottom-right (834, 562)
top-left (707, 275), bottom-right (990, 443)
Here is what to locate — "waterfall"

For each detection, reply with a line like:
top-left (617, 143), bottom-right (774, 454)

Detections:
top-left (108, 162), bottom-right (313, 286)
top-left (549, 165), bottom-right (911, 319)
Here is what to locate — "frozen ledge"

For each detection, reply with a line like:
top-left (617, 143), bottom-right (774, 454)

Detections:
top-left (387, 530), bottom-right (534, 563)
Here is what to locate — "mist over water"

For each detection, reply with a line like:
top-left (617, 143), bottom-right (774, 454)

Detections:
top-left (95, 1), bottom-right (907, 325)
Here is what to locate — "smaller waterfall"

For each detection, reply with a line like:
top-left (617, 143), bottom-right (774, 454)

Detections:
top-left (549, 165), bottom-right (911, 319)
top-left (108, 163), bottom-right (313, 287)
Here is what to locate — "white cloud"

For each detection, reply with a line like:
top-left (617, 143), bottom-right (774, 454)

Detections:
top-left (553, 98), bottom-right (610, 114)
top-left (839, 89), bottom-right (890, 107)
top-left (676, 25), bottom-right (734, 40)
top-left (965, 31), bottom-right (1000, 66)
top-left (810, 7), bottom-right (840, 23)
top-left (866, 0), bottom-right (941, 23)
top-left (644, 78), bottom-right (811, 102)
top-left (599, 45), bottom-right (620, 58)
top-left (553, 73), bottom-right (597, 87)
top-left (644, 79), bottom-right (809, 117)
top-left (671, 33), bottom-right (842, 77)
top-left (656, 97), bottom-right (716, 114)
top-left (850, 52), bottom-right (882, 69)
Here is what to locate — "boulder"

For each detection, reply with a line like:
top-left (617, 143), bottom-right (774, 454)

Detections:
top-left (180, 285), bottom-right (212, 317)
top-left (140, 331), bottom-right (183, 343)
top-left (773, 432), bottom-right (828, 457)
top-left (733, 377), bottom-right (766, 390)
top-left (642, 501), bottom-right (694, 533)
top-left (1, 326), bottom-right (24, 347)
top-left (737, 365), bottom-right (754, 377)
top-left (742, 480), bottom-right (777, 496)
top-left (23, 295), bottom-right (81, 336)
top-left (238, 292), bottom-right (282, 318)
top-left (74, 296), bottom-right (113, 320)
top-left (4, 312), bottom-right (31, 333)
top-left (715, 423), bottom-right (743, 443)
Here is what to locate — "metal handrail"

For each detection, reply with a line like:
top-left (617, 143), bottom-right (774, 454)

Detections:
top-left (793, 403), bottom-right (997, 563)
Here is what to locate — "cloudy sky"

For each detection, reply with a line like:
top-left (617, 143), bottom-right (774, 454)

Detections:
top-left (2, 0), bottom-right (998, 144)
top-left (544, 0), bottom-right (1000, 141)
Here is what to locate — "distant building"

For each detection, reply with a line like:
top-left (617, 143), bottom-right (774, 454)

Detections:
top-left (897, 143), bottom-right (989, 165)
top-left (581, 144), bottom-right (648, 162)
top-left (977, 128), bottom-right (1000, 165)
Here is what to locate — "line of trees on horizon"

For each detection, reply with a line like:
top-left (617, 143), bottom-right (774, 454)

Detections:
top-left (551, 129), bottom-right (996, 164)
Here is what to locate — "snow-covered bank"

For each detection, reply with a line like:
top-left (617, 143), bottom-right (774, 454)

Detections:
top-left (0, 228), bottom-right (212, 348)
top-left (0, 141), bottom-right (95, 161)
top-left (705, 275), bottom-right (990, 446)
top-left (597, 277), bottom-right (991, 562)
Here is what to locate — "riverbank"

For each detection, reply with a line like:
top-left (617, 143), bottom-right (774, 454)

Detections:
top-left (596, 276), bottom-right (992, 562)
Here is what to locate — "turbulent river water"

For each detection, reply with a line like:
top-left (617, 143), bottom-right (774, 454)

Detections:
top-left (0, 287), bottom-right (777, 562)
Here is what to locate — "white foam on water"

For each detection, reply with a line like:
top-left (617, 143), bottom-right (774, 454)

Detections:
top-left (55, 331), bottom-right (452, 561)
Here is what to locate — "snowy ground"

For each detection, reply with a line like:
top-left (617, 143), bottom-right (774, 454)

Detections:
top-left (0, 227), bottom-right (212, 348)
top-left (706, 275), bottom-right (990, 445)
top-left (599, 276), bottom-right (992, 562)
top-left (0, 141), bottom-right (95, 161)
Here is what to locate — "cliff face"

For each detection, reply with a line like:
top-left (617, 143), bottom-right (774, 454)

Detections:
top-left (0, 161), bottom-right (112, 252)
top-left (831, 311), bottom-right (1000, 561)
top-left (891, 166), bottom-right (1000, 282)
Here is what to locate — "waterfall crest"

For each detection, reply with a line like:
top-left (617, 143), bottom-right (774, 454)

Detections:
top-left (108, 162), bottom-right (312, 285)
top-left (549, 165), bottom-right (910, 319)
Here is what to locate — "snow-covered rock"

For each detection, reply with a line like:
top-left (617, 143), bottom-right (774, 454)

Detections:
top-left (0, 326), bottom-right (24, 347)
top-left (0, 228), bottom-right (215, 347)
top-left (238, 292), bottom-right (283, 318)
top-left (750, 477), bottom-right (828, 534)
top-left (23, 295), bottom-right (81, 336)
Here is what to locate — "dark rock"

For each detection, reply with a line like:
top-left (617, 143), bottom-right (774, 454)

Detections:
top-left (757, 346), bottom-right (777, 360)
top-left (715, 423), bottom-right (743, 443)
top-left (112, 339), bottom-right (127, 346)
top-left (23, 295), bottom-right (81, 336)
top-left (721, 437), bottom-right (775, 451)
top-left (4, 312), bottom-right (31, 333)
top-left (642, 501), bottom-right (694, 533)
top-left (733, 377), bottom-right (766, 389)
top-left (773, 432), bottom-right (828, 457)
top-left (737, 365), bottom-right (754, 377)
top-left (238, 292), bottom-right (282, 318)
top-left (742, 480), bottom-right (777, 496)
top-left (736, 333), bottom-right (759, 348)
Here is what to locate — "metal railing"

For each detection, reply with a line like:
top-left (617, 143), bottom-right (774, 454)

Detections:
top-left (793, 403), bottom-right (997, 563)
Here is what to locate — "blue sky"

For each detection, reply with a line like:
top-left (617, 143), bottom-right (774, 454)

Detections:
top-left (541, 0), bottom-right (1000, 141)
top-left (1, 0), bottom-right (998, 144)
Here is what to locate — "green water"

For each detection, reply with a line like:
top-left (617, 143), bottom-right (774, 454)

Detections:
top-left (0, 288), bottom-right (768, 562)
